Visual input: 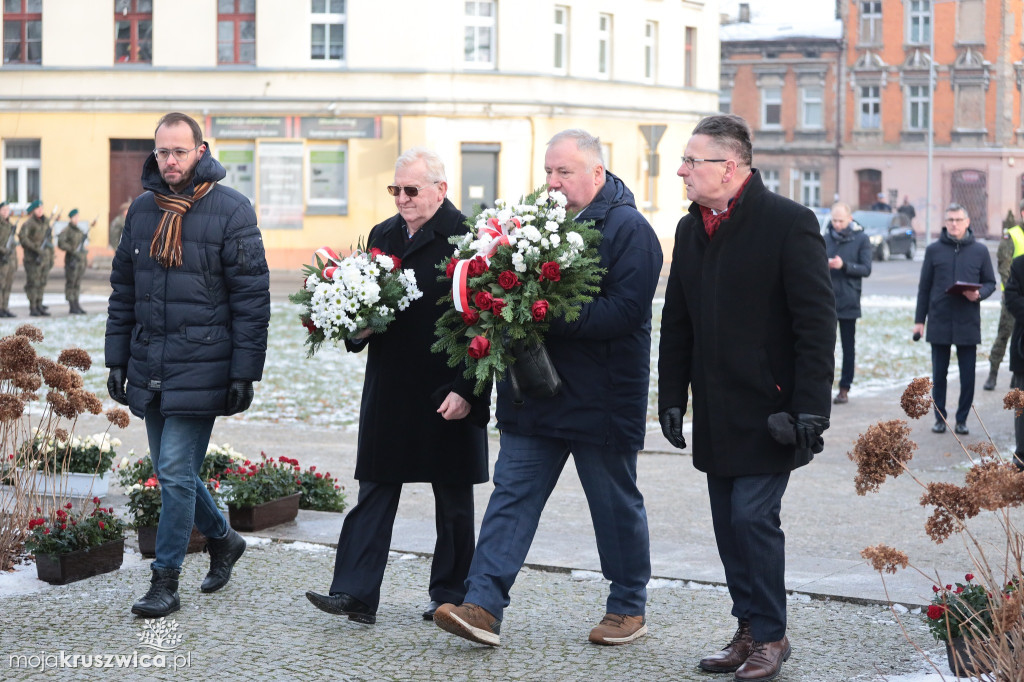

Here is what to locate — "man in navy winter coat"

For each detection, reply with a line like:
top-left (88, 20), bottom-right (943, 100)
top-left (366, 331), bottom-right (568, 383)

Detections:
top-left (434, 129), bottom-right (662, 648)
top-left (105, 112), bottom-right (270, 618)
top-left (913, 203), bottom-right (996, 435)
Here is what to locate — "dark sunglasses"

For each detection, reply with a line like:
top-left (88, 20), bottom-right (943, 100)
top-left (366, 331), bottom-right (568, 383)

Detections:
top-left (386, 181), bottom-right (439, 198)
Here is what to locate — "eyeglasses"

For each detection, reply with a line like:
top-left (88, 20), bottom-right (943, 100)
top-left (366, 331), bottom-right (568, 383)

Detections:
top-left (945, 217), bottom-right (968, 223)
top-left (681, 156), bottom-right (728, 169)
top-left (386, 181), bottom-right (439, 197)
top-left (153, 145), bottom-right (201, 163)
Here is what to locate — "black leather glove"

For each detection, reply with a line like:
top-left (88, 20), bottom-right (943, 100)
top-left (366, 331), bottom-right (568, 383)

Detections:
top-left (659, 407), bottom-right (687, 450)
top-left (107, 367), bottom-right (128, 405)
top-left (225, 380), bottom-right (254, 415)
top-left (794, 413), bottom-right (830, 451)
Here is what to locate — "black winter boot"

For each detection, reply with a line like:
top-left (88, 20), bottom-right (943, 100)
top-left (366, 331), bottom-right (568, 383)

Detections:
top-left (201, 527), bottom-right (246, 593)
top-left (132, 567), bottom-right (180, 618)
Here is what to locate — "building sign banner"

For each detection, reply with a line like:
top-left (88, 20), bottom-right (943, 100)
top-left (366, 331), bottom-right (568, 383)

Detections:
top-left (209, 116), bottom-right (290, 139)
top-left (300, 117), bottom-right (381, 140)
top-left (258, 142), bottom-right (304, 230)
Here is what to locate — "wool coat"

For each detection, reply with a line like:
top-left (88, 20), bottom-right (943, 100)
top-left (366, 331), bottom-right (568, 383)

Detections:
top-left (105, 149), bottom-right (270, 418)
top-left (493, 172), bottom-right (663, 453)
top-left (658, 170), bottom-right (836, 477)
top-left (824, 221), bottom-right (872, 320)
top-left (914, 227), bottom-right (996, 345)
top-left (350, 198), bottom-right (489, 485)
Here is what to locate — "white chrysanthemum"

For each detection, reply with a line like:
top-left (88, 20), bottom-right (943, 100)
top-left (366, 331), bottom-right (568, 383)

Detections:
top-left (520, 225), bottom-right (542, 243)
top-left (375, 254), bottom-right (395, 271)
top-left (566, 231), bottom-right (584, 248)
top-left (397, 296), bottom-right (411, 311)
top-left (377, 305), bottom-right (390, 317)
top-left (358, 281), bottom-right (382, 305)
top-left (305, 275), bottom-right (319, 292)
top-left (511, 252), bottom-right (527, 273)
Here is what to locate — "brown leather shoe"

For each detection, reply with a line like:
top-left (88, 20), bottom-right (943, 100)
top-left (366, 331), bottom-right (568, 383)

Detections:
top-left (734, 636), bottom-right (791, 681)
top-left (833, 387), bottom-right (848, 404)
top-left (698, 619), bottom-right (752, 672)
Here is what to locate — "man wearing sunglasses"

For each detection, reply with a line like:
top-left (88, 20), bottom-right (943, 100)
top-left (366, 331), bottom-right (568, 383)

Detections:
top-left (105, 112), bottom-right (270, 618)
top-left (659, 114), bottom-right (835, 681)
top-left (307, 148), bottom-right (489, 627)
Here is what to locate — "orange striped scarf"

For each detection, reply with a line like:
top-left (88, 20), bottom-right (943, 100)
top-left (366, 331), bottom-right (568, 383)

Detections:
top-left (150, 182), bottom-right (216, 268)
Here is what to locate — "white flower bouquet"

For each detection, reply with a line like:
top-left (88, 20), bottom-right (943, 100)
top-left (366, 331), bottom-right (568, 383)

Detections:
top-left (290, 243), bottom-right (424, 357)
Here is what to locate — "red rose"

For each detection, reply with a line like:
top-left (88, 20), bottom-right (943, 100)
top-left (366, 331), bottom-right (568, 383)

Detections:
top-left (927, 604), bottom-right (946, 620)
top-left (462, 309), bottom-right (480, 325)
top-left (468, 256), bottom-right (488, 277)
top-left (965, 573), bottom-right (974, 582)
top-left (539, 261), bottom-right (561, 282)
top-left (474, 291), bottom-right (493, 311)
top-left (446, 258), bottom-right (459, 278)
top-left (390, 255), bottom-right (402, 271)
top-left (491, 298), bottom-right (506, 315)
top-left (468, 335), bottom-right (491, 359)
top-left (531, 299), bottom-right (549, 322)
top-left (498, 270), bottom-right (520, 290)
top-left (302, 318), bottom-right (317, 335)
top-left (370, 247), bottom-right (383, 258)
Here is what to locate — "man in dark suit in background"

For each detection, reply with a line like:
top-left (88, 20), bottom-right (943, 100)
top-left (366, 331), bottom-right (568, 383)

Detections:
top-left (659, 114), bottom-right (836, 681)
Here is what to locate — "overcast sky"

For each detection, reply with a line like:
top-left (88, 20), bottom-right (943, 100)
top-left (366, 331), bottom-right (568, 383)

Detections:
top-left (719, 0), bottom-right (838, 24)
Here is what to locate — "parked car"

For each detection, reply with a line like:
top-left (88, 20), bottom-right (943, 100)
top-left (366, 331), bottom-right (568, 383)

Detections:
top-left (819, 208), bottom-right (916, 261)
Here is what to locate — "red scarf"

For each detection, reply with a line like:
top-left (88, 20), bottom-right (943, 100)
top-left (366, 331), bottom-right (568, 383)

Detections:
top-left (699, 172), bottom-right (754, 240)
top-left (150, 182), bottom-right (216, 268)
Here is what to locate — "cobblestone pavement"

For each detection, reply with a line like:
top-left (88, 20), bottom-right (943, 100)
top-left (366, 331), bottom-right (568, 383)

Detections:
top-left (1, 539), bottom-right (942, 681)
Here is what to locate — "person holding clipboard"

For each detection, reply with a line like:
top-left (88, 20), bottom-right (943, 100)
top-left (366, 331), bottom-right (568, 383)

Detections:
top-left (913, 203), bottom-right (996, 435)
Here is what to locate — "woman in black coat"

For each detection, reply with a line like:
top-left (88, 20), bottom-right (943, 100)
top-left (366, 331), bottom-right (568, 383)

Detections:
top-left (824, 202), bottom-right (872, 404)
top-left (306, 149), bottom-right (488, 624)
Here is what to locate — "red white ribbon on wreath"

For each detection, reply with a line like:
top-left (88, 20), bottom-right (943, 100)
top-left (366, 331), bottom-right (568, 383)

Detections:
top-left (314, 246), bottom-right (341, 280)
top-left (451, 216), bottom-right (519, 313)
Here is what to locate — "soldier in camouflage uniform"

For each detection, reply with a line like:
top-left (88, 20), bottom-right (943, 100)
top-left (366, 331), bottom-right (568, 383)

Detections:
top-left (109, 201), bottom-right (129, 250)
top-left (985, 202), bottom-right (1024, 390)
top-left (19, 199), bottom-right (56, 317)
top-left (0, 202), bottom-right (16, 317)
top-left (58, 208), bottom-right (89, 315)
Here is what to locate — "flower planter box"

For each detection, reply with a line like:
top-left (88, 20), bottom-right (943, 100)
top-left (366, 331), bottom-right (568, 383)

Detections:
top-left (136, 526), bottom-right (208, 558)
top-left (34, 539), bottom-right (125, 585)
top-left (18, 468), bottom-right (109, 499)
top-left (945, 636), bottom-right (992, 677)
top-left (228, 492), bottom-right (301, 532)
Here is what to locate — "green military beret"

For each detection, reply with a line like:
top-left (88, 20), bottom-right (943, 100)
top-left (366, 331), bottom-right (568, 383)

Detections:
top-left (68, 208), bottom-right (79, 218)
top-left (27, 199), bottom-right (42, 212)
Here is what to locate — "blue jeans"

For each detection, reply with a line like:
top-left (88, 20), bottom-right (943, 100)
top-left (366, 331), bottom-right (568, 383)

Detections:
top-left (145, 400), bottom-right (226, 572)
top-left (464, 432), bottom-right (651, 621)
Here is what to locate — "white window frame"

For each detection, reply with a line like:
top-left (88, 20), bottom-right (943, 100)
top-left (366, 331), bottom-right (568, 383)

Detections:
top-left (597, 13), bottom-right (612, 79)
top-left (643, 21), bottom-right (657, 83)
top-left (762, 168), bottom-right (780, 194)
top-left (310, 0), bottom-right (345, 64)
top-left (908, 0), bottom-right (931, 45)
top-left (908, 84), bottom-right (930, 130)
top-left (801, 170), bottom-right (821, 207)
top-left (859, 1), bottom-right (882, 44)
top-left (3, 139), bottom-right (41, 213)
top-left (464, 0), bottom-right (496, 70)
top-left (553, 5), bottom-right (568, 75)
top-left (859, 85), bottom-right (881, 129)
top-left (801, 85), bottom-right (823, 129)
top-left (761, 87), bottom-right (782, 128)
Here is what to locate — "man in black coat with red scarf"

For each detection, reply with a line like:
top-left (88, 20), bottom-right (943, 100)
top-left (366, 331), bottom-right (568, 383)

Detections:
top-left (658, 115), bottom-right (835, 681)
top-left (305, 148), bottom-right (489, 624)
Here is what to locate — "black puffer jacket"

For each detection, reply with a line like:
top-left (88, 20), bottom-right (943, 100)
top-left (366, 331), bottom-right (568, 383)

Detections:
top-left (824, 221), bottom-right (872, 320)
top-left (105, 148), bottom-right (270, 418)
